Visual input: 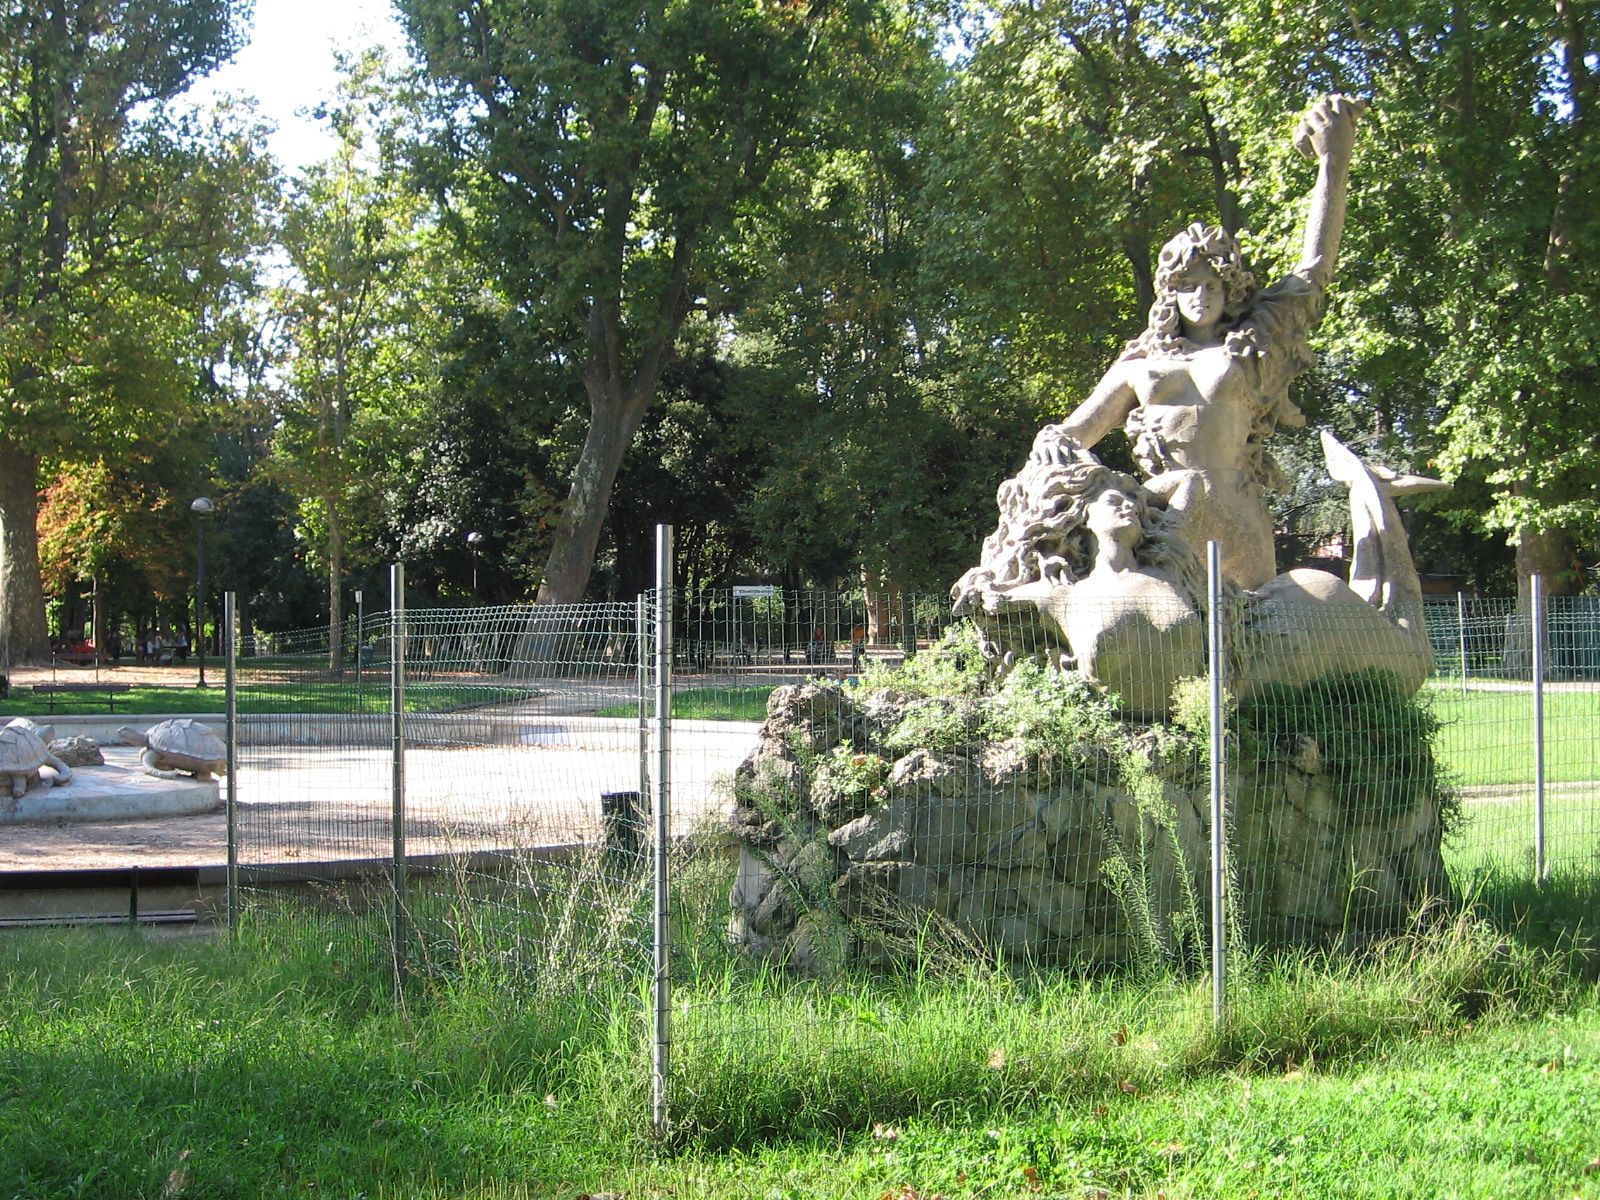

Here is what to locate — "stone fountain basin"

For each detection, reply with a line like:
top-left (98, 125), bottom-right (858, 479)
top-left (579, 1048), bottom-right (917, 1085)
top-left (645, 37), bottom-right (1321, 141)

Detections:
top-left (1, 761), bottom-right (220, 824)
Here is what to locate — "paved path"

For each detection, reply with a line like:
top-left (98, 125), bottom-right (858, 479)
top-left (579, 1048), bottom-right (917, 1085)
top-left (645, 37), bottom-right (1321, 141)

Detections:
top-left (0, 720), bottom-right (761, 873)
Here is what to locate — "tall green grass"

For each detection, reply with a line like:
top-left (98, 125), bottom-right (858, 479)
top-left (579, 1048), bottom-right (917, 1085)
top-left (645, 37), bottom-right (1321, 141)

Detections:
top-left (0, 901), bottom-right (1590, 1197)
top-left (3, 811), bottom-right (1598, 1200)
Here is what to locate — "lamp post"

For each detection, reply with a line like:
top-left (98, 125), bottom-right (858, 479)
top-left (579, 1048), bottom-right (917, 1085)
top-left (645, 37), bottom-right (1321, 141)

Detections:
top-left (354, 588), bottom-right (365, 693)
top-left (466, 531), bottom-right (484, 604)
top-left (191, 497), bottom-right (214, 688)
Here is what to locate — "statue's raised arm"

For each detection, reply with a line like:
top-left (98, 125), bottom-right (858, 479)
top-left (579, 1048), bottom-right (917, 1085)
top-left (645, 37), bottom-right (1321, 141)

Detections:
top-left (1289, 94), bottom-right (1367, 296)
top-left (1034, 95), bottom-right (1368, 589)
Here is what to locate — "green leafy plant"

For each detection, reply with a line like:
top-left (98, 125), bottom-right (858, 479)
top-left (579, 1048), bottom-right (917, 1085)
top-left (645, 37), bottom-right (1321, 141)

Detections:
top-left (811, 743), bottom-right (891, 822)
top-left (1237, 669), bottom-right (1458, 833)
top-left (980, 659), bottom-right (1120, 782)
top-left (855, 623), bottom-right (989, 701)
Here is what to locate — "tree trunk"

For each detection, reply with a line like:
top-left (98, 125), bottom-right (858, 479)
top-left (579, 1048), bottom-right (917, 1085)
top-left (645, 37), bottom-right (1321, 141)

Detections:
top-left (327, 502), bottom-right (344, 674)
top-left (0, 438), bottom-right (48, 665)
top-left (1504, 526), bottom-right (1578, 675)
top-left (535, 380), bottom-right (652, 604)
top-left (862, 567), bottom-right (901, 644)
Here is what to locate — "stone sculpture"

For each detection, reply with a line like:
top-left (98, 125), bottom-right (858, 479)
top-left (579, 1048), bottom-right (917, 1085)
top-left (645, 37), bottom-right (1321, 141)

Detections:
top-left (118, 719), bottom-right (227, 781)
top-left (950, 426), bottom-right (1442, 719)
top-left (726, 94), bottom-right (1456, 972)
top-left (1043, 95), bottom-right (1366, 590)
top-left (1, 719), bottom-right (73, 799)
top-left (48, 736), bottom-right (104, 767)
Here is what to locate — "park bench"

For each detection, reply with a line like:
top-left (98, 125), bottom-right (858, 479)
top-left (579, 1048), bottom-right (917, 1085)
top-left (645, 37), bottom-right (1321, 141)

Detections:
top-left (31, 682), bottom-right (134, 712)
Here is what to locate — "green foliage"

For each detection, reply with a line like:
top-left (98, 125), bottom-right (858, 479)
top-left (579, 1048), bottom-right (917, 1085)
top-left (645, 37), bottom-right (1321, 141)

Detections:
top-left (881, 696), bottom-right (979, 757)
top-left (857, 623), bottom-right (989, 701)
top-left (0, 0), bottom-right (272, 657)
top-left (1238, 669), bottom-right (1457, 831)
top-left (980, 658), bottom-right (1121, 781)
top-left (1200, 0), bottom-right (1600, 572)
top-left (401, 0), bottom-right (910, 599)
top-left (812, 743), bottom-right (892, 813)
top-left (1169, 674), bottom-right (1224, 746)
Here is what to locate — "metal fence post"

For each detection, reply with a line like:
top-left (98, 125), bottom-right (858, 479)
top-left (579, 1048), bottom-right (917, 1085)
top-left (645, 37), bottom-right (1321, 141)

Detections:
top-left (1457, 591), bottom-right (1469, 699)
top-left (637, 592), bottom-right (649, 821)
top-left (1207, 541), bottom-right (1227, 1025)
top-left (1532, 572), bottom-right (1547, 882)
top-left (652, 525), bottom-right (674, 1140)
top-left (390, 563), bottom-right (408, 983)
top-left (224, 591), bottom-right (239, 932)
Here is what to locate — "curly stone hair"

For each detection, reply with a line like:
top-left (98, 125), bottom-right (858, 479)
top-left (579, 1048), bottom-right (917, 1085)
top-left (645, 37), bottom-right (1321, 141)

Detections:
top-left (1124, 223), bottom-right (1258, 360)
top-left (951, 430), bottom-right (1207, 616)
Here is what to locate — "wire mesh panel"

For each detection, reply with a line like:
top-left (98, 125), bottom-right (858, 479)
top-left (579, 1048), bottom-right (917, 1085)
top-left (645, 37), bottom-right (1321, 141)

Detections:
top-left (1428, 597), bottom-right (1600, 917)
top-left (1227, 592), bottom-right (1455, 947)
top-left (659, 580), bottom-right (1600, 1136)
top-left (231, 598), bottom-right (665, 990)
top-left (225, 575), bottom-right (1600, 1138)
top-left (393, 600), bottom-right (662, 1004)
top-left (665, 588), bottom-right (1230, 1138)
top-left (230, 614), bottom-right (402, 957)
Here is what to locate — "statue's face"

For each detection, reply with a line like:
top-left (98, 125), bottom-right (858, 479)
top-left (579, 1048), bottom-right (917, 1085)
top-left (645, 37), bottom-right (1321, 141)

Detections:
top-left (1085, 485), bottom-right (1142, 546)
top-left (1171, 262), bottom-right (1226, 330)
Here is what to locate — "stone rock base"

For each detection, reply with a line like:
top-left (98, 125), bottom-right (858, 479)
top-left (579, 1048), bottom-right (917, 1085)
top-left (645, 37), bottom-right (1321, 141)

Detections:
top-left (728, 682), bottom-right (1451, 974)
top-left (0, 765), bottom-right (221, 824)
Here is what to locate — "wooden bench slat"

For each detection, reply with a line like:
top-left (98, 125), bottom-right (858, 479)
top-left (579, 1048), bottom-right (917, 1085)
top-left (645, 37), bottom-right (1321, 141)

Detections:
top-left (29, 682), bottom-right (134, 712)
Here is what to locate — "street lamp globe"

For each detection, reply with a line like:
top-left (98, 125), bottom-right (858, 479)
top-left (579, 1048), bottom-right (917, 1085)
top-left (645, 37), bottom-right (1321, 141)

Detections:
top-left (466, 531), bottom-right (484, 603)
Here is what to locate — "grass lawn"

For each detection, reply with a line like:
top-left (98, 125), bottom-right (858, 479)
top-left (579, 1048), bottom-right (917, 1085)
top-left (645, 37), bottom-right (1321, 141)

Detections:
top-left (598, 684), bottom-right (774, 721)
top-left (2, 896), bottom-right (1598, 1199)
top-left (0, 680), bottom-right (537, 718)
top-left (1425, 683), bottom-right (1600, 788)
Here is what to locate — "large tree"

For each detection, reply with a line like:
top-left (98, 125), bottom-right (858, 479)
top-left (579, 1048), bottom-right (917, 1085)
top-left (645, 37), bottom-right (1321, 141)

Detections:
top-left (1199, 0), bottom-right (1600, 595)
top-left (400, 0), bottom-right (893, 602)
top-left (0, 0), bottom-right (261, 664)
top-left (272, 51), bottom-right (447, 666)
top-left (728, 5), bottom-right (1028, 593)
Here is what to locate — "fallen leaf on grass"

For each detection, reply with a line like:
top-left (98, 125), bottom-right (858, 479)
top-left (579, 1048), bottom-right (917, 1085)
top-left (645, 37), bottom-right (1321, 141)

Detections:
top-left (1113, 1025), bottom-right (1129, 1046)
top-left (987, 1046), bottom-right (1007, 1069)
top-left (1118, 1079), bottom-right (1138, 1095)
top-left (872, 1122), bottom-right (900, 1142)
top-left (1584, 1157), bottom-right (1600, 1175)
top-left (162, 1150), bottom-right (192, 1200)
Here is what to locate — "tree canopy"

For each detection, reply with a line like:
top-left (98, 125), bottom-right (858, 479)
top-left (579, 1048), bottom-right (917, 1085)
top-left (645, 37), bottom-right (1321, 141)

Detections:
top-left (3, 0), bottom-right (1598, 657)
top-left (0, 0), bottom-right (269, 663)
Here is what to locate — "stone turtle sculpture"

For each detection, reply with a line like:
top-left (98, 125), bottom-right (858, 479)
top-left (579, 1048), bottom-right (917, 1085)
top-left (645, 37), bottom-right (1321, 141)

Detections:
top-left (118, 719), bottom-right (227, 781)
top-left (1, 718), bottom-right (73, 798)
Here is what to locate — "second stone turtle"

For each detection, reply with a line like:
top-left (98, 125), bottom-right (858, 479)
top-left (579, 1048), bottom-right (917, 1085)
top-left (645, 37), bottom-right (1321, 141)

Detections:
top-left (118, 719), bottom-right (227, 781)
